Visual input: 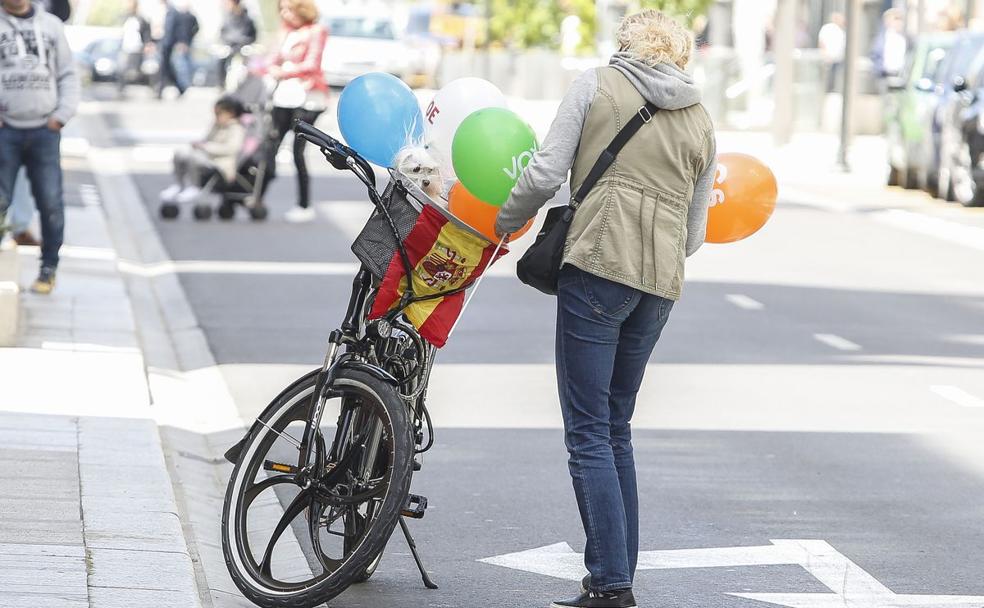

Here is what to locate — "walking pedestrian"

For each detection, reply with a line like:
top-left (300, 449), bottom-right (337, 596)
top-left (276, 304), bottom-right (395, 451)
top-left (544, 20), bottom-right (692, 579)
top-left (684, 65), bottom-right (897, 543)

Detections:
top-left (157, 0), bottom-right (198, 98)
top-left (818, 12), bottom-right (846, 93)
top-left (119, 0), bottom-right (151, 93)
top-left (0, 0), bottom-right (80, 294)
top-left (264, 0), bottom-right (329, 223)
top-left (218, 0), bottom-right (257, 90)
top-left (871, 8), bottom-right (908, 80)
top-left (495, 10), bottom-right (716, 608)
top-left (5, 0), bottom-right (70, 249)
top-left (41, 0), bottom-right (68, 21)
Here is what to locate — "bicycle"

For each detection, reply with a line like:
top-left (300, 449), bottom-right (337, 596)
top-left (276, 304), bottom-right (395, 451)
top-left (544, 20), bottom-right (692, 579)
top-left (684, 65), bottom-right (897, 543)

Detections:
top-left (221, 120), bottom-right (495, 607)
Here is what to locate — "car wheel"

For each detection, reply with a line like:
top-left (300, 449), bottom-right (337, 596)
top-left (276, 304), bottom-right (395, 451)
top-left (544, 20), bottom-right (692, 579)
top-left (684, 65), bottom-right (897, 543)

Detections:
top-left (952, 142), bottom-right (978, 205)
top-left (924, 172), bottom-right (939, 198)
top-left (160, 202), bottom-right (180, 220)
top-left (903, 168), bottom-right (920, 190)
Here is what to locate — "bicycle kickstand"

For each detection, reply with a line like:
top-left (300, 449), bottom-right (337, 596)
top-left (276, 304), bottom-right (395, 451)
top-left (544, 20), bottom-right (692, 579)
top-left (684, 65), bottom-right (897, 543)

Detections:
top-left (399, 516), bottom-right (438, 589)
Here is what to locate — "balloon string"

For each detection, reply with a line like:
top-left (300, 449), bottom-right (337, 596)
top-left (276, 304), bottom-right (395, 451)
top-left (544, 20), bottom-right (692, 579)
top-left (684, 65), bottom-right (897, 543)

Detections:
top-left (447, 236), bottom-right (507, 340)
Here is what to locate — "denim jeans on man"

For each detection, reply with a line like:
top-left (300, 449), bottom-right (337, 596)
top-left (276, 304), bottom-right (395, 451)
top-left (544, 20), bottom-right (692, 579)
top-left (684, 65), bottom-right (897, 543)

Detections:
top-left (0, 126), bottom-right (64, 270)
top-left (556, 264), bottom-right (674, 592)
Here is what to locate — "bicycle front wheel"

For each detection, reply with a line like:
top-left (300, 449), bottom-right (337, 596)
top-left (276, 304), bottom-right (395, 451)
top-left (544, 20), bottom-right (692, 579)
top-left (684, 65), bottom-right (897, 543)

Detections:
top-left (221, 367), bottom-right (413, 608)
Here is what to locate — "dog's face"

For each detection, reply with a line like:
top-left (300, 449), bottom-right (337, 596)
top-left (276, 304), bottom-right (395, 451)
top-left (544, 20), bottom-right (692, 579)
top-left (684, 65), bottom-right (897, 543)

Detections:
top-left (394, 147), bottom-right (443, 197)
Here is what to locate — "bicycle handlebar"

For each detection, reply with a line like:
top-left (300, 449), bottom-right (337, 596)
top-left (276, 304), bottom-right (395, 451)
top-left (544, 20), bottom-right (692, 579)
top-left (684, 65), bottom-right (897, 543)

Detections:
top-left (291, 119), bottom-right (376, 189)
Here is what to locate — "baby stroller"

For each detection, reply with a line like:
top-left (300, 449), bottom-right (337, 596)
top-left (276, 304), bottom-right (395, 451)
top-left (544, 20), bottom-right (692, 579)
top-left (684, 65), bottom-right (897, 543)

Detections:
top-left (159, 76), bottom-right (274, 221)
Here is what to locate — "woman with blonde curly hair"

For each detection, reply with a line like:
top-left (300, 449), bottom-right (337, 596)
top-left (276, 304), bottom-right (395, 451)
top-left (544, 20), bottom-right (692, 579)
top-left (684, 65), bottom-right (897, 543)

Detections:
top-left (265, 0), bottom-right (329, 222)
top-left (496, 10), bottom-right (716, 608)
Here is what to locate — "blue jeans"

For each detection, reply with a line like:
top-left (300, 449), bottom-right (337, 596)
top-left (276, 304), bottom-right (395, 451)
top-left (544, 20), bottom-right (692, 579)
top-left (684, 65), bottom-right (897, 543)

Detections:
top-left (0, 126), bottom-right (65, 269)
top-left (556, 264), bottom-right (674, 592)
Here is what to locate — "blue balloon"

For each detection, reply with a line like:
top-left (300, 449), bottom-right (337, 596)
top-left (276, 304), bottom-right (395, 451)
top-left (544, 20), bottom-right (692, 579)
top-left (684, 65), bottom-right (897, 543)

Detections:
top-left (337, 73), bottom-right (425, 168)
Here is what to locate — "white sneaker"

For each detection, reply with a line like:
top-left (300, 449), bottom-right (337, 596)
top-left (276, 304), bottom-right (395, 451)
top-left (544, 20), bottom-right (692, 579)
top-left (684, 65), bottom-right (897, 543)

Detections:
top-left (284, 206), bottom-right (316, 223)
top-left (160, 184), bottom-right (183, 202)
top-left (176, 186), bottom-right (202, 203)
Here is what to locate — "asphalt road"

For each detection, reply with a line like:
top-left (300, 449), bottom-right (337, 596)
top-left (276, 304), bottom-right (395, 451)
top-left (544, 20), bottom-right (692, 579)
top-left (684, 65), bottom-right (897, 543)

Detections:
top-left (82, 86), bottom-right (984, 608)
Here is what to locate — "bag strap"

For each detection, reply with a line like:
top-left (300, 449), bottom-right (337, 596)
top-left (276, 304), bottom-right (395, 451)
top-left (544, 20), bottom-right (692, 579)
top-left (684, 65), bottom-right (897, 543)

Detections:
top-left (570, 102), bottom-right (658, 210)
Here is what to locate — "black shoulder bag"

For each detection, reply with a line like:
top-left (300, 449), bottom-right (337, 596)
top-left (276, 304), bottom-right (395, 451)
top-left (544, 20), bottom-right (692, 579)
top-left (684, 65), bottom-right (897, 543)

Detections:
top-left (516, 102), bottom-right (658, 295)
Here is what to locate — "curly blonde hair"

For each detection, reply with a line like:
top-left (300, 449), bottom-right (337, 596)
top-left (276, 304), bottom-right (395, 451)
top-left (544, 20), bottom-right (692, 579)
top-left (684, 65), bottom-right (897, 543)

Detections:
top-left (281, 0), bottom-right (319, 25)
top-left (616, 9), bottom-right (693, 69)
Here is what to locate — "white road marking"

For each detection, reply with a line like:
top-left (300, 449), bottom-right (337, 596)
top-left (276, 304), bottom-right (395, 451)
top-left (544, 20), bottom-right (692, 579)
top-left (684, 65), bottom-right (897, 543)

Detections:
top-left (116, 257), bottom-right (521, 278)
top-left (840, 354), bottom-right (984, 368)
top-left (480, 540), bottom-right (984, 607)
top-left (930, 385), bottom-right (984, 408)
top-left (872, 209), bottom-right (984, 252)
top-left (79, 184), bottom-right (101, 207)
top-left (61, 136), bottom-right (90, 157)
top-left (118, 259), bottom-right (361, 278)
top-left (726, 294), bottom-right (765, 310)
top-left (813, 333), bottom-right (862, 352)
top-left (315, 201), bottom-right (374, 242)
top-left (131, 146), bottom-right (175, 163)
top-left (946, 334), bottom-right (984, 346)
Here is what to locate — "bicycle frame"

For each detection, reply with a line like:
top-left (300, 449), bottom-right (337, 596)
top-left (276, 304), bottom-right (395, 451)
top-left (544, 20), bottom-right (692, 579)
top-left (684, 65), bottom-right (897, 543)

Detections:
top-left (291, 120), bottom-right (445, 481)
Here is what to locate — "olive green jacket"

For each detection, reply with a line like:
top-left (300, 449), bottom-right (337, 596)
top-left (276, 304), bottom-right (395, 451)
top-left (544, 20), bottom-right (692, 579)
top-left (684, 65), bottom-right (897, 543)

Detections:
top-left (497, 57), bottom-right (716, 300)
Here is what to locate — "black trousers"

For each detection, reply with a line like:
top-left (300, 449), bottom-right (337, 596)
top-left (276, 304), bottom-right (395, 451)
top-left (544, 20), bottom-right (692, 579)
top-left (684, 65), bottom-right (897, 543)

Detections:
top-left (268, 106), bottom-right (323, 208)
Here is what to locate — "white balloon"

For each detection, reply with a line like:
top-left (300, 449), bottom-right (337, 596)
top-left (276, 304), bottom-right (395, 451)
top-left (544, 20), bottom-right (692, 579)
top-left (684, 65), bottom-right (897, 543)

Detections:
top-left (424, 78), bottom-right (507, 176)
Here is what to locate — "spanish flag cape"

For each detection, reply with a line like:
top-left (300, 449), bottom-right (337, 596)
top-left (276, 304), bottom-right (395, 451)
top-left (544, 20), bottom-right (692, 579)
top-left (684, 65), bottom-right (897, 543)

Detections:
top-left (368, 205), bottom-right (507, 348)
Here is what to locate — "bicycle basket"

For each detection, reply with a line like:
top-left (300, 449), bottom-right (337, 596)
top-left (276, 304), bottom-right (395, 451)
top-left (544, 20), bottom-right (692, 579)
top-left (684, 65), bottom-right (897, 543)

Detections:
top-left (351, 179), bottom-right (423, 279)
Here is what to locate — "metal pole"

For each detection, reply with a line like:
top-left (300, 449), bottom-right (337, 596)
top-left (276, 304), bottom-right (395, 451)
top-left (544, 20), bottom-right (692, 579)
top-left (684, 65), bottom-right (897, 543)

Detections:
top-left (772, 0), bottom-right (796, 146)
top-left (838, 0), bottom-right (861, 171)
top-left (485, 0), bottom-right (493, 80)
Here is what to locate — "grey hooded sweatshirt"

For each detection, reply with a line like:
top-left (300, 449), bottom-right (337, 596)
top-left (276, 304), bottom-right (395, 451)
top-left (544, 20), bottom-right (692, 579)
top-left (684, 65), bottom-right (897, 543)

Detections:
top-left (496, 54), bottom-right (716, 257)
top-left (0, 2), bottom-right (79, 128)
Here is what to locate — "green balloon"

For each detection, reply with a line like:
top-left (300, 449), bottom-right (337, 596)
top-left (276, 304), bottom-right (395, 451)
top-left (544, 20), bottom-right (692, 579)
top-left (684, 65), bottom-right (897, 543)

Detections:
top-left (451, 107), bottom-right (538, 207)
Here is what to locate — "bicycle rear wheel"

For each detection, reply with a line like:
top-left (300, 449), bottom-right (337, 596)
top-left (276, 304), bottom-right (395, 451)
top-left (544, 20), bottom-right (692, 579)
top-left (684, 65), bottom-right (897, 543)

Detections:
top-left (221, 368), bottom-right (413, 608)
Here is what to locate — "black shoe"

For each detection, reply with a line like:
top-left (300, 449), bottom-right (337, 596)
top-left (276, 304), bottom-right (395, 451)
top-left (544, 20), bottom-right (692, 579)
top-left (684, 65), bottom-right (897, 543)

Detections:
top-left (581, 574), bottom-right (591, 593)
top-left (551, 588), bottom-right (636, 608)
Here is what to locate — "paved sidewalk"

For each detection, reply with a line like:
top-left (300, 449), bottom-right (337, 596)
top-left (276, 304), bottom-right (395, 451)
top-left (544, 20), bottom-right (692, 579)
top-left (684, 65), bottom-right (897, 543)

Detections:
top-left (0, 140), bottom-right (201, 607)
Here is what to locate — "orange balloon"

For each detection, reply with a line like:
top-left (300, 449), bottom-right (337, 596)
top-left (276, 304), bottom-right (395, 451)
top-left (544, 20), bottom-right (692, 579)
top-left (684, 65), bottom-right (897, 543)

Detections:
top-left (448, 182), bottom-right (533, 241)
top-left (705, 153), bottom-right (778, 244)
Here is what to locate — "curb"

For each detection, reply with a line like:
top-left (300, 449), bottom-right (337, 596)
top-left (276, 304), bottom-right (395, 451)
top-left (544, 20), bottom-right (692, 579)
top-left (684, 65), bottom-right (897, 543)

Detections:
top-left (81, 112), bottom-right (313, 606)
top-left (0, 240), bottom-right (19, 346)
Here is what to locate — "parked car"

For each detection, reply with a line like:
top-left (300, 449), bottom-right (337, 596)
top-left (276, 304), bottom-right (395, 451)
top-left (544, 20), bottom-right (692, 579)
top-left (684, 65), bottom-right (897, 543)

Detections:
top-left (931, 31), bottom-right (984, 200)
top-left (321, 11), bottom-right (441, 88)
top-left (885, 33), bottom-right (952, 190)
top-left (76, 38), bottom-right (129, 83)
top-left (76, 37), bottom-right (217, 89)
top-left (940, 53), bottom-right (984, 207)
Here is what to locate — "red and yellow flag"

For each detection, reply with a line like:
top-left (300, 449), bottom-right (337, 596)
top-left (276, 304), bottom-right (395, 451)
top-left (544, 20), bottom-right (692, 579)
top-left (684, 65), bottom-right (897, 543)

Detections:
top-left (368, 206), bottom-right (506, 348)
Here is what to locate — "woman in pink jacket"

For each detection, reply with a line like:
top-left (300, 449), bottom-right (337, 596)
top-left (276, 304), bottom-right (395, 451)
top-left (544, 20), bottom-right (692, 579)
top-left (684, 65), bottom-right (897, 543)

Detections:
top-left (266, 0), bottom-right (328, 222)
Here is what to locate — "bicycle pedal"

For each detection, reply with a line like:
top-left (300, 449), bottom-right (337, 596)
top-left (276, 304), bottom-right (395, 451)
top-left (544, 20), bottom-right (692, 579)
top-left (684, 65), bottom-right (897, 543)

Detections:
top-left (263, 460), bottom-right (299, 475)
top-left (401, 494), bottom-right (428, 519)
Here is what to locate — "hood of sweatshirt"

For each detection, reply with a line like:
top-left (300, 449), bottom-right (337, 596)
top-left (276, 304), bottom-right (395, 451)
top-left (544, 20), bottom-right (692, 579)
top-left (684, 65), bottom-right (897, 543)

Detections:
top-left (609, 52), bottom-right (702, 111)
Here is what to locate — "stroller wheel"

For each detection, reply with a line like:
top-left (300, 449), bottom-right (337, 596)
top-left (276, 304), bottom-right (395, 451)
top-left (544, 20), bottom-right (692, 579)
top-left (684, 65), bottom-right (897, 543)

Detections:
top-left (193, 204), bottom-right (213, 221)
top-left (248, 205), bottom-right (268, 221)
top-left (218, 202), bottom-right (236, 220)
top-left (160, 202), bottom-right (180, 220)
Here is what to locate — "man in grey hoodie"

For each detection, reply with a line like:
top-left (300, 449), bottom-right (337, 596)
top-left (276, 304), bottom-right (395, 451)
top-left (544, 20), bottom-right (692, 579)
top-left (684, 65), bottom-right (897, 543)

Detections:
top-left (0, 0), bottom-right (79, 294)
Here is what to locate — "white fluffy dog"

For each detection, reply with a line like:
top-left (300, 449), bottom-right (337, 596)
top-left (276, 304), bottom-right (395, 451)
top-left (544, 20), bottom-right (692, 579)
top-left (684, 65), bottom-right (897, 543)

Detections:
top-left (393, 146), bottom-right (445, 201)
